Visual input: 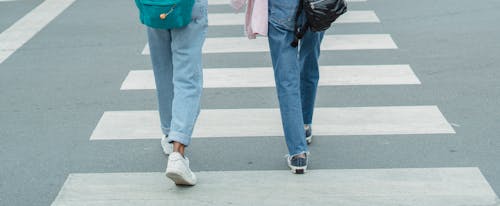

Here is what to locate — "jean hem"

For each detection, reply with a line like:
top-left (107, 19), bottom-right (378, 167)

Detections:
top-left (167, 131), bottom-right (192, 146)
top-left (161, 126), bottom-right (170, 136)
top-left (289, 151), bottom-right (309, 157)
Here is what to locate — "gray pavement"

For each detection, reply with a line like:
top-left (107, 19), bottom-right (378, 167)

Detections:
top-left (1, 0), bottom-right (500, 205)
top-left (0, 0), bottom-right (41, 31)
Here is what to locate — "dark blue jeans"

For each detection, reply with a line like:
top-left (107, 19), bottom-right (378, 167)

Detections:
top-left (268, 0), bottom-right (324, 156)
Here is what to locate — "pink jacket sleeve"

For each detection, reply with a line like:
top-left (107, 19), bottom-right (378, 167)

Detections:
top-left (230, 0), bottom-right (268, 39)
top-left (230, 0), bottom-right (246, 11)
top-left (231, 0), bottom-right (268, 39)
top-left (248, 0), bottom-right (268, 39)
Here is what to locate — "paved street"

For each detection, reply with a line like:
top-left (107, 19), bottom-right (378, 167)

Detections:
top-left (1, 0), bottom-right (500, 205)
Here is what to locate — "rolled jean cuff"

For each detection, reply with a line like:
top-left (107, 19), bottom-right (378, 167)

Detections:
top-left (161, 126), bottom-right (170, 136)
top-left (167, 131), bottom-right (192, 146)
top-left (289, 151), bottom-right (309, 157)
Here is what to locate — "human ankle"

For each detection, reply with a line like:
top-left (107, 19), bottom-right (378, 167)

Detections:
top-left (173, 142), bottom-right (185, 156)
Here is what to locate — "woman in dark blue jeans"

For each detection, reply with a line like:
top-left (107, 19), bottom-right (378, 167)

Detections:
top-left (268, 0), bottom-right (324, 174)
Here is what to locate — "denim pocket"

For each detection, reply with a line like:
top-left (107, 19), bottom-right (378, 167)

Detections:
top-left (269, 0), bottom-right (299, 31)
top-left (191, 0), bottom-right (207, 21)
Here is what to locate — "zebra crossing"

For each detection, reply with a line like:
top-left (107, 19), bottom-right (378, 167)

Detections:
top-left (208, 10), bottom-right (380, 26)
top-left (208, 0), bottom-right (367, 5)
top-left (121, 65), bottom-right (421, 89)
top-left (142, 34), bottom-right (398, 54)
top-left (50, 0), bottom-right (499, 205)
top-left (90, 106), bottom-right (455, 140)
top-left (51, 168), bottom-right (498, 206)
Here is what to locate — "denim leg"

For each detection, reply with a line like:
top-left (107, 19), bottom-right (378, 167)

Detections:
top-left (167, 0), bottom-right (208, 146)
top-left (268, 21), bottom-right (308, 156)
top-left (299, 30), bottom-right (324, 125)
top-left (147, 28), bottom-right (174, 136)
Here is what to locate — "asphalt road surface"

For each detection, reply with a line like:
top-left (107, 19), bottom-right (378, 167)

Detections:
top-left (1, 0), bottom-right (499, 205)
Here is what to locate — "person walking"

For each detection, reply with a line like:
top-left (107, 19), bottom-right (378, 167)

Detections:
top-left (268, 0), bottom-right (324, 174)
top-left (135, 0), bottom-right (208, 185)
top-left (232, 0), bottom-right (324, 174)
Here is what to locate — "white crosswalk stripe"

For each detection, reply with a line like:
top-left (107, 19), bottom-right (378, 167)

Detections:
top-left (208, 0), bottom-right (367, 5)
top-left (209, 10), bottom-right (380, 26)
top-left (90, 106), bottom-right (455, 140)
top-left (142, 34), bottom-right (398, 55)
top-left (0, 0), bottom-right (76, 64)
top-left (51, 168), bottom-right (499, 206)
top-left (121, 65), bottom-right (420, 90)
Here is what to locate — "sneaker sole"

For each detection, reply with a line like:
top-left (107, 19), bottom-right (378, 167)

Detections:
top-left (294, 168), bottom-right (305, 174)
top-left (288, 165), bottom-right (307, 174)
top-left (165, 170), bottom-right (196, 186)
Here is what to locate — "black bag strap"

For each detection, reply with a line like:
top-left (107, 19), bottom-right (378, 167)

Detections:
top-left (291, 0), bottom-right (308, 47)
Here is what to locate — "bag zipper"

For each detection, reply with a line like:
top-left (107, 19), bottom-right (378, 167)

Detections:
top-left (160, 4), bottom-right (177, 19)
top-left (310, 0), bottom-right (327, 10)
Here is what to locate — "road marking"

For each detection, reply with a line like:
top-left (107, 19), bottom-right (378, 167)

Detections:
top-left (208, 0), bottom-right (367, 5)
top-left (142, 34), bottom-right (398, 55)
top-left (51, 168), bottom-right (498, 206)
top-left (121, 65), bottom-right (420, 90)
top-left (91, 106), bottom-right (454, 140)
top-left (209, 10), bottom-right (380, 26)
top-left (0, 0), bottom-right (76, 64)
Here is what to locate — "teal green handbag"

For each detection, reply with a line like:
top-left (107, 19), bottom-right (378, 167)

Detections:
top-left (135, 0), bottom-right (195, 29)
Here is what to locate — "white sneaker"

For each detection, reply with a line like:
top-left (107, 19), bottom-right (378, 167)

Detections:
top-left (165, 152), bottom-right (197, 186)
top-left (161, 136), bottom-right (173, 155)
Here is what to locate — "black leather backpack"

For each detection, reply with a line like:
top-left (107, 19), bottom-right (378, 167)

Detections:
top-left (291, 0), bottom-right (347, 47)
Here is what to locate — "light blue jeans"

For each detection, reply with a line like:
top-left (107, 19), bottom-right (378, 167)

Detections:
top-left (147, 0), bottom-right (208, 146)
top-left (268, 0), bottom-right (324, 156)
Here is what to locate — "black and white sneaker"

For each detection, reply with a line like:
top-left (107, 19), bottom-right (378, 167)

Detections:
top-left (305, 124), bottom-right (312, 145)
top-left (286, 154), bottom-right (308, 174)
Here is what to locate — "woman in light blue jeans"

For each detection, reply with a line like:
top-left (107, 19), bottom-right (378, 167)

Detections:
top-left (146, 0), bottom-right (207, 186)
top-left (268, 0), bottom-right (324, 174)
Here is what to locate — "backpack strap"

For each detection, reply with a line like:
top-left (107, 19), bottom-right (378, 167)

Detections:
top-left (291, 0), bottom-right (309, 47)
